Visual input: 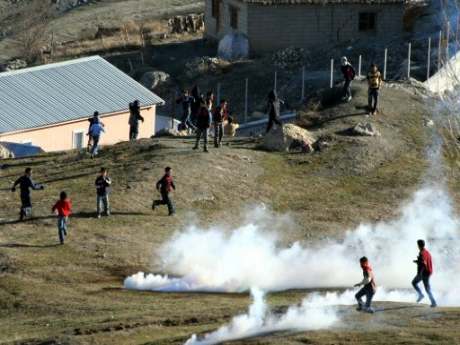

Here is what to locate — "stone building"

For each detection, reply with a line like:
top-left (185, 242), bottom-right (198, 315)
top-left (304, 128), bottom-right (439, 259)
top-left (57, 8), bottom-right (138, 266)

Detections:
top-left (205, 0), bottom-right (407, 53)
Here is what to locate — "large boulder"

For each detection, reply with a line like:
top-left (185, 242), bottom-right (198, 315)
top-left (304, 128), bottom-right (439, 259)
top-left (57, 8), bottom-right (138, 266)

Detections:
top-left (140, 71), bottom-right (170, 90)
top-left (262, 124), bottom-right (315, 152)
top-left (350, 122), bottom-right (380, 137)
top-left (218, 33), bottom-right (249, 61)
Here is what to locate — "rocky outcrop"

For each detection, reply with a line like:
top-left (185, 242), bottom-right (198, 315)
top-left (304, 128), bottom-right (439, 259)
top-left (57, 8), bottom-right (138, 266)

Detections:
top-left (185, 56), bottom-right (231, 78)
top-left (140, 71), bottom-right (170, 90)
top-left (168, 14), bottom-right (204, 34)
top-left (350, 122), bottom-right (380, 137)
top-left (262, 124), bottom-right (315, 152)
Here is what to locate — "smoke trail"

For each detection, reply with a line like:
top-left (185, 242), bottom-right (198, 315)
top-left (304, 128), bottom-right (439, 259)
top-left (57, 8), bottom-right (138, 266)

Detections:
top-left (184, 288), bottom-right (339, 345)
top-left (124, 185), bottom-right (460, 305)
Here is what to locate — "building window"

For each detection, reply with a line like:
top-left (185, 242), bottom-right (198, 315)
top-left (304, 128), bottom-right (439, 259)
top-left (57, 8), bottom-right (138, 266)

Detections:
top-left (230, 6), bottom-right (239, 30)
top-left (359, 13), bottom-right (376, 32)
top-left (211, 0), bottom-right (220, 18)
top-left (72, 130), bottom-right (85, 149)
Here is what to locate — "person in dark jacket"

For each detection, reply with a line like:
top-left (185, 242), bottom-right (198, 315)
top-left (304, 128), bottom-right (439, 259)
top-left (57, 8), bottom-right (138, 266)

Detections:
top-left (213, 99), bottom-right (228, 148)
top-left (193, 98), bottom-right (212, 152)
top-left (129, 100), bottom-right (144, 141)
top-left (266, 90), bottom-right (284, 133)
top-left (190, 85), bottom-right (202, 125)
top-left (11, 167), bottom-right (44, 221)
top-left (95, 168), bottom-right (112, 218)
top-left (412, 239), bottom-right (437, 307)
top-left (52, 191), bottom-right (72, 245)
top-left (341, 56), bottom-right (356, 102)
top-left (354, 256), bottom-right (377, 313)
top-left (177, 89), bottom-right (195, 130)
top-left (152, 167), bottom-right (176, 216)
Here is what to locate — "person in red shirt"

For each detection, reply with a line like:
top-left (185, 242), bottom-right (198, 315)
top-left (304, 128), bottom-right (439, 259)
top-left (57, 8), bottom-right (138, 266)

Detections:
top-left (152, 167), bottom-right (176, 216)
top-left (52, 191), bottom-right (72, 245)
top-left (412, 239), bottom-right (437, 307)
top-left (354, 256), bottom-right (377, 313)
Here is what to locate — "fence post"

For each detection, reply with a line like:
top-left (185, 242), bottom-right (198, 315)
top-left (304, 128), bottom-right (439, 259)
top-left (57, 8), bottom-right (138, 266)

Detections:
top-left (407, 42), bottom-right (412, 79)
top-left (274, 71), bottom-right (277, 92)
top-left (383, 48), bottom-right (388, 80)
top-left (301, 66), bottom-right (305, 102)
top-left (217, 83), bottom-right (221, 104)
top-left (446, 21), bottom-right (451, 60)
top-left (427, 37), bottom-right (432, 80)
top-left (330, 58), bottom-right (334, 88)
top-left (438, 30), bottom-right (443, 70)
top-left (244, 78), bottom-right (249, 123)
top-left (358, 55), bottom-right (362, 78)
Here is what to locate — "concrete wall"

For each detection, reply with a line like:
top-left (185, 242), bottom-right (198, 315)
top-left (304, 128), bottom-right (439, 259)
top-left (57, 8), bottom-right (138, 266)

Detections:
top-left (205, 0), bottom-right (404, 53)
top-left (0, 106), bottom-right (156, 152)
top-left (205, 0), bottom-right (248, 39)
top-left (424, 51), bottom-right (460, 94)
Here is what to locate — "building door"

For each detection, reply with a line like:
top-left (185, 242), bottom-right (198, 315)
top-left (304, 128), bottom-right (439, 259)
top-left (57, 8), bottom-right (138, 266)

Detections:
top-left (212, 0), bottom-right (222, 33)
top-left (73, 130), bottom-right (85, 149)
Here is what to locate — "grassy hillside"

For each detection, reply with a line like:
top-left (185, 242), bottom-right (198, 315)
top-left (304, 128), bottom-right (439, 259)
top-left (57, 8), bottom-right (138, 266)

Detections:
top-left (0, 81), bottom-right (459, 345)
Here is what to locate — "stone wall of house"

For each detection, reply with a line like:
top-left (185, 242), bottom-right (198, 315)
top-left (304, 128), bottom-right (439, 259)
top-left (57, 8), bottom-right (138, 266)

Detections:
top-left (205, 0), bottom-right (404, 53)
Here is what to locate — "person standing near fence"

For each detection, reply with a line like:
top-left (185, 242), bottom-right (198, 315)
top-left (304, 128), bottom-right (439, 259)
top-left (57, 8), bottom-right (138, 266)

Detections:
top-left (213, 99), bottom-right (228, 148)
top-left (152, 167), bottom-right (176, 216)
top-left (52, 191), bottom-right (72, 245)
top-left (341, 56), bottom-right (356, 102)
top-left (367, 64), bottom-right (383, 116)
top-left (266, 90), bottom-right (284, 133)
top-left (128, 100), bottom-right (144, 141)
top-left (412, 239), bottom-right (437, 307)
top-left (95, 167), bottom-right (112, 218)
top-left (193, 98), bottom-right (212, 152)
top-left (11, 167), bottom-right (45, 221)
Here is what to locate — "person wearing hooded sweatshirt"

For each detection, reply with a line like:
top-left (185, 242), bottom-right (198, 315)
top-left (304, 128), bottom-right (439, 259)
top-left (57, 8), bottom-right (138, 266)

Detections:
top-left (341, 56), bottom-right (356, 102)
top-left (87, 111), bottom-right (101, 152)
top-left (193, 98), bottom-right (212, 152)
top-left (266, 90), bottom-right (284, 133)
top-left (354, 256), bottom-right (377, 313)
top-left (11, 167), bottom-right (45, 221)
top-left (412, 239), bottom-right (437, 307)
top-left (88, 120), bottom-right (105, 158)
top-left (52, 191), bottom-right (72, 245)
top-left (128, 100), bottom-right (144, 141)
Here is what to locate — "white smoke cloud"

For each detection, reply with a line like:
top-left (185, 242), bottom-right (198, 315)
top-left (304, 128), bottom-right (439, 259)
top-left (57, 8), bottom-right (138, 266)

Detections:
top-left (124, 185), bottom-right (460, 306)
top-left (184, 288), bottom-right (339, 345)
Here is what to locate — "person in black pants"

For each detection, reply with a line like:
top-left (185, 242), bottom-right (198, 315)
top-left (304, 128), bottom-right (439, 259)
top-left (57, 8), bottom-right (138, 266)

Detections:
top-left (266, 90), bottom-right (284, 133)
top-left (128, 100), bottom-right (144, 141)
top-left (11, 167), bottom-right (44, 220)
top-left (152, 167), bottom-right (176, 216)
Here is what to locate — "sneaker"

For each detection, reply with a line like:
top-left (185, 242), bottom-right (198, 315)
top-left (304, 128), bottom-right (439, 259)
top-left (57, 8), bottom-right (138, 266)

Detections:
top-left (204, 148), bottom-right (209, 153)
top-left (192, 146), bottom-right (198, 150)
top-left (347, 96), bottom-right (352, 102)
top-left (416, 294), bottom-right (424, 303)
top-left (152, 202), bottom-right (156, 211)
top-left (365, 307), bottom-right (375, 314)
top-left (97, 214), bottom-right (101, 219)
top-left (430, 303), bottom-right (437, 308)
top-left (356, 304), bottom-right (363, 311)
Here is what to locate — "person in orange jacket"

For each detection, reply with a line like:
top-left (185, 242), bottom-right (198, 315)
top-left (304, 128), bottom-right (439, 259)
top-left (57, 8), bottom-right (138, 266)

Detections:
top-left (354, 256), bottom-right (377, 313)
top-left (412, 239), bottom-right (437, 307)
top-left (52, 191), bottom-right (72, 245)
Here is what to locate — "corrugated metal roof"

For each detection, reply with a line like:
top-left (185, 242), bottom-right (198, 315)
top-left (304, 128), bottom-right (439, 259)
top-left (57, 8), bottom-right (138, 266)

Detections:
top-left (0, 56), bottom-right (165, 134)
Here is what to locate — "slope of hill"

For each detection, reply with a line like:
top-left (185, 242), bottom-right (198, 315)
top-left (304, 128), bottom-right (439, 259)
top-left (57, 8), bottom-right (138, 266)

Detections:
top-left (1, 81), bottom-right (459, 345)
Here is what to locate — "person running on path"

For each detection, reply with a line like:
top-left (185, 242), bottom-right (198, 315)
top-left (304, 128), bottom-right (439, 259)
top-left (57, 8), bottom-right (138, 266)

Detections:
top-left (52, 191), bottom-right (72, 245)
top-left (11, 167), bottom-right (44, 221)
top-left (88, 120), bottom-right (105, 158)
top-left (128, 100), bottom-right (144, 141)
top-left (213, 99), bottom-right (228, 148)
top-left (152, 167), bottom-right (176, 216)
top-left (354, 256), bottom-right (377, 313)
top-left (341, 56), bottom-right (356, 102)
top-left (266, 90), bottom-right (284, 133)
top-left (193, 98), bottom-right (212, 152)
top-left (367, 64), bottom-right (383, 116)
top-left (95, 168), bottom-right (112, 218)
top-left (412, 239), bottom-right (437, 307)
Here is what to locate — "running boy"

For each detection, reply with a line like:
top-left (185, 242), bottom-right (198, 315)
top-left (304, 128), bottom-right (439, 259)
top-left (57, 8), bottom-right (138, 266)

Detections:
top-left (354, 256), bottom-right (377, 313)
top-left (52, 191), bottom-right (72, 245)
top-left (152, 167), bottom-right (176, 216)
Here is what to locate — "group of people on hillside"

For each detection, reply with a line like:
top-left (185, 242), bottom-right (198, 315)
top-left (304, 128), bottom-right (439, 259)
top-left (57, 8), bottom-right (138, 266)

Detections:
top-left (86, 100), bottom-right (145, 158)
top-left (176, 87), bottom-right (239, 152)
top-left (354, 240), bottom-right (437, 313)
top-left (11, 165), bottom-right (175, 243)
top-left (340, 56), bottom-right (383, 116)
